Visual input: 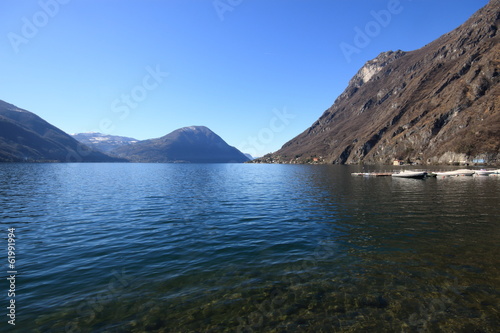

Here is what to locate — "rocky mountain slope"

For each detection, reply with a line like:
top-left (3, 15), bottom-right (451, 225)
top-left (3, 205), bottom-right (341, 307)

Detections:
top-left (72, 132), bottom-right (138, 153)
top-left (255, 0), bottom-right (499, 165)
top-left (0, 100), bottom-right (125, 162)
top-left (111, 126), bottom-right (250, 163)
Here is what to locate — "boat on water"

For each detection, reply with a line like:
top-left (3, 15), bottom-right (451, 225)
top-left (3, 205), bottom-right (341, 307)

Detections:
top-left (351, 172), bottom-right (392, 177)
top-left (353, 169), bottom-right (499, 179)
top-left (391, 170), bottom-right (427, 179)
top-left (434, 169), bottom-right (476, 177)
top-left (489, 170), bottom-right (500, 177)
top-left (474, 169), bottom-right (497, 176)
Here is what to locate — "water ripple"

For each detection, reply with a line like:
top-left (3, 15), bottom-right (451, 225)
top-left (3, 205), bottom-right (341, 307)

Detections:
top-left (1, 163), bottom-right (499, 331)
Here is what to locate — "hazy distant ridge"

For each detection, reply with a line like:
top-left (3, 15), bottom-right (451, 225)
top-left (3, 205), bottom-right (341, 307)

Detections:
top-left (71, 132), bottom-right (138, 153)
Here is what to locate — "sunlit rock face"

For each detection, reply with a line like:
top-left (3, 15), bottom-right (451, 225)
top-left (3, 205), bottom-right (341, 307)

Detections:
top-left (255, 1), bottom-right (499, 165)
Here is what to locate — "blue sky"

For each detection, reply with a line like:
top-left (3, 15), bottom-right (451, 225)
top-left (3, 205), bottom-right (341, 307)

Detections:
top-left (0, 0), bottom-right (489, 157)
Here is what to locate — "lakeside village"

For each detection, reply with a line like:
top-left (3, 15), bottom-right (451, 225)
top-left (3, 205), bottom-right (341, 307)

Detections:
top-left (252, 154), bottom-right (500, 179)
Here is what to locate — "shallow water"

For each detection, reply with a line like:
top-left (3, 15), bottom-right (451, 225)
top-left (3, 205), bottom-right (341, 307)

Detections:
top-left (1, 163), bottom-right (499, 332)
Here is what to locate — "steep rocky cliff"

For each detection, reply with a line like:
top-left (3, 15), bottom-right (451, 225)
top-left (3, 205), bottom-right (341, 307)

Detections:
top-left (255, 0), bottom-right (499, 165)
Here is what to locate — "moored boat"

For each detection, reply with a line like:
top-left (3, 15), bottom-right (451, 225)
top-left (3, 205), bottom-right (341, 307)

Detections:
top-left (490, 170), bottom-right (500, 177)
top-left (351, 172), bottom-right (392, 177)
top-left (391, 170), bottom-right (427, 179)
top-left (434, 169), bottom-right (476, 177)
top-left (474, 169), bottom-right (496, 176)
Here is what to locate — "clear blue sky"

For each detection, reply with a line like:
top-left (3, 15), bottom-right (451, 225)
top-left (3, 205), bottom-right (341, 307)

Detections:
top-left (0, 0), bottom-right (489, 157)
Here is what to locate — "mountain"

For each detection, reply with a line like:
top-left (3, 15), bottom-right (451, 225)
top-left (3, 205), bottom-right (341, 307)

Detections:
top-left (254, 1), bottom-right (499, 165)
top-left (111, 126), bottom-right (250, 163)
top-left (244, 153), bottom-right (255, 161)
top-left (72, 132), bottom-right (138, 153)
top-left (0, 100), bottom-right (125, 162)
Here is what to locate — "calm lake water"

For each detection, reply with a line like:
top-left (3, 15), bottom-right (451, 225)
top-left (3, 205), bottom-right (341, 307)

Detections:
top-left (1, 163), bottom-right (499, 332)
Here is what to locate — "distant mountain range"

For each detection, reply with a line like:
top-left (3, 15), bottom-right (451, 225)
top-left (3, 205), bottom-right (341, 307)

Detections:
top-left (0, 100), bottom-right (248, 163)
top-left (0, 100), bottom-right (124, 162)
top-left (109, 126), bottom-right (250, 163)
top-left (71, 132), bottom-right (138, 153)
top-left (3, 2), bottom-right (497, 165)
top-left (254, 0), bottom-right (499, 165)
top-left (244, 153), bottom-right (255, 161)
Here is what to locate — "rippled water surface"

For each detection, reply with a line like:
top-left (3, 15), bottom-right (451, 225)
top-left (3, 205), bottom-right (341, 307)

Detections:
top-left (1, 163), bottom-right (499, 332)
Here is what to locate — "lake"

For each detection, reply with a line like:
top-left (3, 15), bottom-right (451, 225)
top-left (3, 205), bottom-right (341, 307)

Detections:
top-left (1, 163), bottom-right (499, 332)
